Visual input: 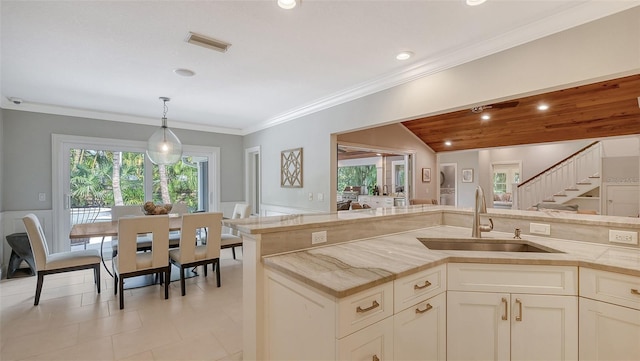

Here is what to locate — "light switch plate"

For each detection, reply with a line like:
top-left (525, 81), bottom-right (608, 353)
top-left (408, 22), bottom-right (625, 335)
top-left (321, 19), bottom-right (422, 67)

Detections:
top-left (530, 223), bottom-right (551, 235)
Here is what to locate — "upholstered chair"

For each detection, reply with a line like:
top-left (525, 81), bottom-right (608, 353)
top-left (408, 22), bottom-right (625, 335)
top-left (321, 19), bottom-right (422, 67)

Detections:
top-left (22, 213), bottom-right (101, 306)
top-left (113, 215), bottom-right (170, 309)
top-left (220, 203), bottom-right (251, 259)
top-left (169, 212), bottom-right (222, 296)
top-left (110, 205), bottom-right (147, 258)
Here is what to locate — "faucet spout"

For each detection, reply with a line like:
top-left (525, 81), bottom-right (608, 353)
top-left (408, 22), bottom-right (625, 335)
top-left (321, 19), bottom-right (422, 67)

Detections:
top-left (472, 185), bottom-right (494, 238)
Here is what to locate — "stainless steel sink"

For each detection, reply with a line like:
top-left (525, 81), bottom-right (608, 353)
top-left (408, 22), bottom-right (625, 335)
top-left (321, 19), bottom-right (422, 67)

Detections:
top-left (418, 238), bottom-right (562, 253)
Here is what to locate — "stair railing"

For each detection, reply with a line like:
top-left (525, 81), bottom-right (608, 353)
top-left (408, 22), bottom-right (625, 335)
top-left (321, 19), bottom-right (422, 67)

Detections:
top-left (516, 141), bottom-right (601, 210)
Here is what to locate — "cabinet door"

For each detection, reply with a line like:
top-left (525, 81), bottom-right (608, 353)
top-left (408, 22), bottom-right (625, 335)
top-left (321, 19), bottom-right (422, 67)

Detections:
top-left (580, 297), bottom-right (640, 361)
top-left (447, 291), bottom-right (510, 361)
top-left (337, 316), bottom-right (394, 361)
top-left (510, 294), bottom-right (578, 361)
top-left (394, 292), bottom-right (446, 361)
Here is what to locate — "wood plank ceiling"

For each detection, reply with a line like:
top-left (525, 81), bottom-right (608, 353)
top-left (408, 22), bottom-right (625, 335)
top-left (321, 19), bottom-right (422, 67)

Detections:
top-left (401, 74), bottom-right (640, 153)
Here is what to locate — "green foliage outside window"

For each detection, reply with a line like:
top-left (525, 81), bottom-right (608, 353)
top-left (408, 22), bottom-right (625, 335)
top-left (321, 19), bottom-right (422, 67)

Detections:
top-left (338, 165), bottom-right (377, 193)
top-left (69, 149), bottom-right (199, 211)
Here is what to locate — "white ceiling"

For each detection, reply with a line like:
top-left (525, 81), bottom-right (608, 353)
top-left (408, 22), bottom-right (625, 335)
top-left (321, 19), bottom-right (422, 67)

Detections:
top-left (1, 1), bottom-right (637, 135)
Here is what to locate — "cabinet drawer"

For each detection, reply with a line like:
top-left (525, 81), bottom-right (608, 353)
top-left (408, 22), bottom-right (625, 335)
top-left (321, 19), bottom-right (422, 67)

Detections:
top-left (337, 282), bottom-right (394, 338)
top-left (448, 263), bottom-right (577, 295)
top-left (336, 316), bottom-right (394, 361)
top-left (394, 264), bottom-right (446, 313)
top-left (580, 268), bottom-right (640, 310)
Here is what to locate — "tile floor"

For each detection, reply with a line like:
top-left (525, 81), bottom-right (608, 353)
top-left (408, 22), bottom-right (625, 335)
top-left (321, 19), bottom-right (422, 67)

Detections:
top-left (0, 249), bottom-right (243, 361)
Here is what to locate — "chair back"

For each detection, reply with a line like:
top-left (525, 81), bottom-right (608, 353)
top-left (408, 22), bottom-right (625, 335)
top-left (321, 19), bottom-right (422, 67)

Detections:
top-left (231, 203), bottom-right (251, 219)
top-left (22, 214), bottom-right (48, 271)
top-left (170, 202), bottom-right (189, 215)
top-left (117, 215), bottom-right (169, 273)
top-left (177, 212), bottom-right (222, 263)
top-left (111, 205), bottom-right (144, 220)
top-left (226, 203), bottom-right (251, 236)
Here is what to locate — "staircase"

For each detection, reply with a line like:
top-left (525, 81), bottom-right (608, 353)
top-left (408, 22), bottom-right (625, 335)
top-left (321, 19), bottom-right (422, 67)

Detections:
top-left (517, 142), bottom-right (601, 210)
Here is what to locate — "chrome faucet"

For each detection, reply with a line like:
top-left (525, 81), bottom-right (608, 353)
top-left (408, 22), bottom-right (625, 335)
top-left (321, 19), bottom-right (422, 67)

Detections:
top-left (472, 185), bottom-right (494, 238)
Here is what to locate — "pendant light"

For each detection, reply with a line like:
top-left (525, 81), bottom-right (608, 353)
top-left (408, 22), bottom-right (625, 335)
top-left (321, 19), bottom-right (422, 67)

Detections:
top-left (146, 97), bottom-right (183, 165)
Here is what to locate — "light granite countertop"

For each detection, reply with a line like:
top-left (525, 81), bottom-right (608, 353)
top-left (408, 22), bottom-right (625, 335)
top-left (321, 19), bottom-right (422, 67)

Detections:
top-left (225, 205), bottom-right (640, 235)
top-left (263, 225), bottom-right (640, 298)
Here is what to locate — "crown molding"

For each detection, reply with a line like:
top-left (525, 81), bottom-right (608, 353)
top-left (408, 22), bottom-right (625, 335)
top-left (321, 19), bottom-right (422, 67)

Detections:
top-left (244, 1), bottom-right (639, 135)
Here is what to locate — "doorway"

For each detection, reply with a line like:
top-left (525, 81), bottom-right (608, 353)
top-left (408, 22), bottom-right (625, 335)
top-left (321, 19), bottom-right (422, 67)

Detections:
top-left (245, 146), bottom-right (261, 216)
top-left (604, 184), bottom-right (639, 217)
top-left (439, 163), bottom-right (457, 206)
top-left (491, 161), bottom-right (521, 209)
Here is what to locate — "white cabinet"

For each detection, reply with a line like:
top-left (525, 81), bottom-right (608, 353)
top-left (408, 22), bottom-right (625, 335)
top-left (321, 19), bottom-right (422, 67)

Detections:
top-left (358, 196), bottom-right (394, 209)
top-left (264, 268), bottom-right (393, 361)
top-left (579, 269), bottom-right (640, 361)
top-left (394, 292), bottom-right (446, 361)
top-left (338, 316), bottom-right (394, 361)
top-left (393, 265), bottom-right (447, 361)
top-left (265, 265), bottom-right (446, 361)
top-left (447, 263), bottom-right (578, 361)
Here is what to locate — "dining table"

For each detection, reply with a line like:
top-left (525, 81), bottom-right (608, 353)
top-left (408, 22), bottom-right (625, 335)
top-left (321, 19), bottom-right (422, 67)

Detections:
top-left (69, 216), bottom-right (183, 278)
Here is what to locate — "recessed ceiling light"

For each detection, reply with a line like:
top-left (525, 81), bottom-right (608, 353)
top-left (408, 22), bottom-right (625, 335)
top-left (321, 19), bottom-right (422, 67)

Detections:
top-left (376, 153), bottom-right (382, 156)
top-left (537, 104), bottom-right (550, 111)
top-left (444, 141), bottom-right (452, 146)
top-left (481, 114), bottom-right (491, 120)
top-left (277, 0), bottom-right (297, 9)
top-left (466, 0), bottom-right (487, 5)
top-left (396, 51), bottom-right (414, 60)
top-left (173, 68), bottom-right (195, 77)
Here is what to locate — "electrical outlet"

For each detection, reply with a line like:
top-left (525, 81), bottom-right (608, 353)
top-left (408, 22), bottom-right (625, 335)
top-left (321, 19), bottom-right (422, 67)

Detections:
top-left (317, 193), bottom-right (324, 201)
top-left (311, 231), bottom-right (327, 245)
top-left (530, 223), bottom-right (551, 235)
top-left (38, 193), bottom-right (46, 202)
top-left (609, 230), bottom-right (638, 245)
top-left (308, 192), bottom-right (313, 201)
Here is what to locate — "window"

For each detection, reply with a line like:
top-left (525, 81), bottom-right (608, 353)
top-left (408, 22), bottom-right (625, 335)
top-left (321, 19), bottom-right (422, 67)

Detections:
top-left (338, 165), bottom-right (377, 193)
top-left (54, 134), bottom-right (219, 253)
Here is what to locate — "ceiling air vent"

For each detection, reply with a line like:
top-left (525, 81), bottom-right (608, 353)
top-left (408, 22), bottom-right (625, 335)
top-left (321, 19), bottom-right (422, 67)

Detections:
top-left (185, 32), bottom-right (231, 53)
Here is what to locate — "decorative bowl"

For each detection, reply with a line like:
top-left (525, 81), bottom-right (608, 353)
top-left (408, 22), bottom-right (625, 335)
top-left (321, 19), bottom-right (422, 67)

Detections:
top-left (142, 202), bottom-right (172, 215)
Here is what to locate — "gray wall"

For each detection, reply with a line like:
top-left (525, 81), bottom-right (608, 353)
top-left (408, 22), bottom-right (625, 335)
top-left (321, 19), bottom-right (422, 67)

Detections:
top-left (0, 110), bottom-right (4, 212)
top-left (439, 151), bottom-right (480, 208)
top-left (1, 109), bottom-right (244, 211)
top-left (244, 8), bottom-right (640, 213)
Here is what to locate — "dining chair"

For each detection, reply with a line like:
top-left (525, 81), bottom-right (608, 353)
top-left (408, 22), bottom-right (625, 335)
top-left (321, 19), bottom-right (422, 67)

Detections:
top-left (22, 213), bottom-right (101, 306)
top-left (113, 215), bottom-right (170, 309)
top-left (168, 202), bottom-right (189, 243)
top-left (221, 203), bottom-right (251, 259)
top-left (169, 212), bottom-right (222, 296)
top-left (111, 205), bottom-right (147, 258)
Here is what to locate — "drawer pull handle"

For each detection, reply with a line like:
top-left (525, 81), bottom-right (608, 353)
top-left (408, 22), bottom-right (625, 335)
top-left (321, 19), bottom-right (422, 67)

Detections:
top-left (501, 297), bottom-right (508, 321)
top-left (515, 298), bottom-right (523, 322)
top-left (414, 280), bottom-right (432, 290)
top-left (357, 300), bottom-right (380, 313)
top-left (415, 303), bottom-right (433, 314)
top-left (372, 355), bottom-right (380, 361)
top-left (632, 289), bottom-right (640, 295)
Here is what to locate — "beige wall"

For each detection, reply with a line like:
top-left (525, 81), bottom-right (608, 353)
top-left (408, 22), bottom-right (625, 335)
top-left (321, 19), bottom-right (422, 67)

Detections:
top-left (245, 8), bottom-right (640, 213)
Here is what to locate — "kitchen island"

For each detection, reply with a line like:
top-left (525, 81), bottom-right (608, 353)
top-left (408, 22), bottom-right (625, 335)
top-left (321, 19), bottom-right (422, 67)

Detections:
top-left (223, 205), bottom-right (640, 360)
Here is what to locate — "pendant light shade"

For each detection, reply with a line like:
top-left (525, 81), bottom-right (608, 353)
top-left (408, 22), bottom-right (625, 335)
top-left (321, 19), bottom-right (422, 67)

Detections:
top-left (146, 97), bottom-right (183, 165)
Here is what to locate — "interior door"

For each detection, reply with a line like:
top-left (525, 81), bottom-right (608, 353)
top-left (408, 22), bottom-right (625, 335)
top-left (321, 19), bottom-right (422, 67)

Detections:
top-left (605, 185), bottom-right (639, 217)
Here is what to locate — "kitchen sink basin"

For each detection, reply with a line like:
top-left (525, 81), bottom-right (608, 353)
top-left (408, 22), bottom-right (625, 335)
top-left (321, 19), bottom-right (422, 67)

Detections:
top-left (418, 238), bottom-right (562, 253)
